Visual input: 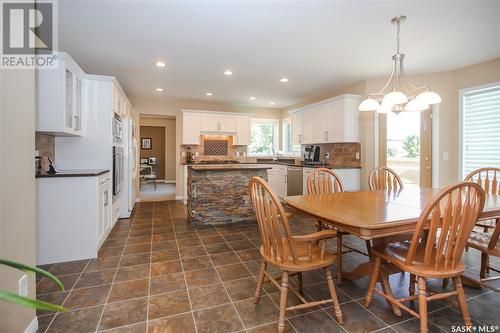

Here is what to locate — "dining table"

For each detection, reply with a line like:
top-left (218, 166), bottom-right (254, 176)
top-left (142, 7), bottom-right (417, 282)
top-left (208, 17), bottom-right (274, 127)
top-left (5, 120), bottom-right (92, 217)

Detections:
top-left (284, 186), bottom-right (500, 285)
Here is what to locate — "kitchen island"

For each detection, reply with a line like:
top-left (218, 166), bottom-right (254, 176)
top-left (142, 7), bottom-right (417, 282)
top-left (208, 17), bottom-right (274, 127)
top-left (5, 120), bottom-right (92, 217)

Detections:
top-left (187, 165), bottom-right (271, 225)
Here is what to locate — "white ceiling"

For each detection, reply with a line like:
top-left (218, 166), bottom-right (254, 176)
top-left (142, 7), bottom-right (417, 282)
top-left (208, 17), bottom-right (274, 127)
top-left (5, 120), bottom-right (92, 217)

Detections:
top-left (59, 1), bottom-right (500, 108)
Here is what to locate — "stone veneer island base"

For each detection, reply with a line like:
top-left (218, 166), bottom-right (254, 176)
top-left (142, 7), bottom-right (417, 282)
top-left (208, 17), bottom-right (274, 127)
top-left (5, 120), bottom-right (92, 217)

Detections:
top-left (187, 165), bottom-right (271, 225)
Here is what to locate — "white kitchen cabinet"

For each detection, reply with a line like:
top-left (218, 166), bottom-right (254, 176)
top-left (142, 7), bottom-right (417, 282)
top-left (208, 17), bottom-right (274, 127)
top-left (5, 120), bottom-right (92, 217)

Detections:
top-left (291, 111), bottom-right (303, 145)
top-left (302, 167), bottom-right (360, 194)
top-left (37, 52), bottom-right (86, 136)
top-left (182, 112), bottom-right (201, 144)
top-left (234, 115), bottom-right (251, 145)
top-left (200, 113), bottom-right (237, 133)
top-left (289, 94), bottom-right (361, 144)
top-left (200, 114), bottom-right (220, 132)
top-left (182, 110), bottom-right (251, 145)
top-left (98, 177), bottom-right (112, 246)
top-left (36, 172), bottom-right (113, 265)
top-left (267, 165), bottom-right (287, 198)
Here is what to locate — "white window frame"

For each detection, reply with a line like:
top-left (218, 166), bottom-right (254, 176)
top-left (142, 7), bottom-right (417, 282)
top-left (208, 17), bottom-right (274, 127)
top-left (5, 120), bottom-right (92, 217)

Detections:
top-left (458, 81), bottom-right (500, 180)
top-left (248, 118), bottom-right (280, 157)
top-left (281, 118), bottom-right (300, 156)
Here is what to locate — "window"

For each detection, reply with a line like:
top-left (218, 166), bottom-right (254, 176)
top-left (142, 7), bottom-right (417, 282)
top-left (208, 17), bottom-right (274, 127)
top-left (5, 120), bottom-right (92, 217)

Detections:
top-left (460, 84), bottom-right (500, 178)
top-left (248, 119), bottom-right (279, 156)
top-left (282, 118), bottom-right (300, 155)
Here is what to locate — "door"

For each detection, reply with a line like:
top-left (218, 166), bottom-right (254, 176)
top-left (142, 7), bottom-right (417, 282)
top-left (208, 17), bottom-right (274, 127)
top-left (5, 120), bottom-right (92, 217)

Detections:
top-left (220, 115), bottom-right (237, 132)
top-left (291, 111), bottom-right (302, 145)
top-left (182, 113), bottom-right (201, 144)
top-left (420, 109), bottom-right (432, 187)
top-left (235, 116), bottom-right (251, 145)
top-left (74, 77), bottom-right (82, 132)
top-left (200, 114), bottom-right (220, 132)
top-left (385, 109), bottom-right (432, 187)
top-left (65, 68), bottom-right (74, 129)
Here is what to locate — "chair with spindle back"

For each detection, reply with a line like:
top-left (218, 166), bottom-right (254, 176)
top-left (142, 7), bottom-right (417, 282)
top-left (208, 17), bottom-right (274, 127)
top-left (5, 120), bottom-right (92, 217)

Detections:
top-left (365, 181), bottom-right (485, 332)
top-left (307, 168), bottom-right (366, 282)
top-left (369, 166), bottom-right (404, 191)
top-left (465, 167), bottom-right (500, 288)
top-left (248, 176), bottom-right (344, 333)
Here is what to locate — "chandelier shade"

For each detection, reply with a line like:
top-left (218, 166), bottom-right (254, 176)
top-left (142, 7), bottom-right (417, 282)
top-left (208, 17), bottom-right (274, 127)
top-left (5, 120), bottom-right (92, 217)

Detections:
top-left (405, 97), bottom-right (428, 112)
top-left (416, 89), bottom-right (442, 105)
top-left (359, 98), bottom-right (380, 111)
top-left (382, 90), bottom-right (408, 106)
top-left (358, 15), bottom-right (441, 113)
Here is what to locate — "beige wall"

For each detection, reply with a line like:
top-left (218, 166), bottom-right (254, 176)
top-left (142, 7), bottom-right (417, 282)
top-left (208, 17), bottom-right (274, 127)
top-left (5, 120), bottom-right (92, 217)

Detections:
top-left (140, 117), bottom-right (176, 181)
top-left (0, 69), bottom-right (37, 331)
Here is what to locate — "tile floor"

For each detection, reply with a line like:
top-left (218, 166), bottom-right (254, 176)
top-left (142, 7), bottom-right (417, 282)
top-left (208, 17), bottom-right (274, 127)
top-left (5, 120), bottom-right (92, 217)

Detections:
top-left (36, 200), bottom-right (499, 333)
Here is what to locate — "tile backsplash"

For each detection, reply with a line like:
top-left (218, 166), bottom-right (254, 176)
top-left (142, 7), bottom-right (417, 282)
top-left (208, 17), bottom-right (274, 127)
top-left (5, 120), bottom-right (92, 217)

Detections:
top-left (181, 135), bottom-right (250, 163)
top-left (301, 142), bottom-right (361, 167)
top-left (35, 133), bottom-right (55, 170)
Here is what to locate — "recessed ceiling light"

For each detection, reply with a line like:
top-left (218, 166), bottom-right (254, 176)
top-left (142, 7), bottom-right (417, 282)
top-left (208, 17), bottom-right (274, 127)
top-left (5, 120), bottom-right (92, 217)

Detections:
top-left (224, 70), bottom-right (233, 76)
top-left (155, 61), bottom-right (166, 68)
top-left (269, 102), bottom-right (276, 105)
top-left (155, 88), bottom-right (163, 92)
top-left (280, 78), bottom-right (289, 83)
top-left (249, 96), bottom-right (256, 100)
top-left (205, 92), bottom-right (213, 96)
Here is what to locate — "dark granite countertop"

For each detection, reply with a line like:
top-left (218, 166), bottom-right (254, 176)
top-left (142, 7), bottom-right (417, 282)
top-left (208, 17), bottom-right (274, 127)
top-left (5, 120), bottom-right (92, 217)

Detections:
top-left (188, 165), bottom-right (272, 171)
top-left (36, 169), bottom-right (110, 178)
top-left (183, 162), bottom-right (361, 169)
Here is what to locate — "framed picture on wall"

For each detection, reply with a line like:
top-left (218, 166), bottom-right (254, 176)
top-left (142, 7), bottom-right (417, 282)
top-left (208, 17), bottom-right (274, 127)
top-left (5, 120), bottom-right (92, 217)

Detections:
top-left (141, 138), bottom-right (152, 150)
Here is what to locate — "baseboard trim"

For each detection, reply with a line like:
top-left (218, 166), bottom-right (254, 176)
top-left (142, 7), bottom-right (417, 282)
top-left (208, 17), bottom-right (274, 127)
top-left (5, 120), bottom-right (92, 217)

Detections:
top-left (24, 317), bottom-right (38, 333)
top-left (164, 180), bottom-right (176, 184)
top-left (175, 195), bottom-right (185, 200)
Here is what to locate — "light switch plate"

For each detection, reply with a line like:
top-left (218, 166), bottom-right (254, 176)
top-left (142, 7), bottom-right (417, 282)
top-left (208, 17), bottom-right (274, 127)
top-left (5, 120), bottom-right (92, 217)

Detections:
top-left (443, 152), bottom-right (449, 161)
top-left (18, 274), bottom-right (28, 297)
top-left (355, 152), bottom-right (360, 160)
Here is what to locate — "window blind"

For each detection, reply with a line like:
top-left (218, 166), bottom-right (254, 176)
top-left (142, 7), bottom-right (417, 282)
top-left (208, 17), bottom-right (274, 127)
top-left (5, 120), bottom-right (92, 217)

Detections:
top-left (462, 86), bottom-right (500, 178)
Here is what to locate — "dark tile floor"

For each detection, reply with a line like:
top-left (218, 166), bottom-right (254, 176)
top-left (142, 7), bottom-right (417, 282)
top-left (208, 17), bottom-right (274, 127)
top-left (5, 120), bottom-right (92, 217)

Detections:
top-left (36, 200), bottom-right (499, 333)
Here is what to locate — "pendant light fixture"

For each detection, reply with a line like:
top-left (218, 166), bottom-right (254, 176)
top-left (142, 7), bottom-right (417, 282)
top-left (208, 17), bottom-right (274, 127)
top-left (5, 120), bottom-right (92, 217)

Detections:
top-left (358, 15), bottom-right (441, 113)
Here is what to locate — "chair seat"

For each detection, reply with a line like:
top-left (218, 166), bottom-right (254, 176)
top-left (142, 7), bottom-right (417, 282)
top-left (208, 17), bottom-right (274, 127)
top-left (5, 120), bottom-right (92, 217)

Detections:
top-left (260, 238), bottom-right (337, 272)
top-left (468, 230), bottom-right (500, 256)
top-left (372, 241), bottom-right (465, 278)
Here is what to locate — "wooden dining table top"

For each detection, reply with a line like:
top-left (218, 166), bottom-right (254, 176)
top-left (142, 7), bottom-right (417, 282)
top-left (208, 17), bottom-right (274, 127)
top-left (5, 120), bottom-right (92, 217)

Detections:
top-left (284, 187), bottom-right (500, 240)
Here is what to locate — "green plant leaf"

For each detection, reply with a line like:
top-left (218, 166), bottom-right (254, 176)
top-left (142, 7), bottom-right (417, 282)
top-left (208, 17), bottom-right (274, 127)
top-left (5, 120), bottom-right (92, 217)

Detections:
top-left (0, 259), bottom-right (64, 291)
top-left (0, 291), bottom-right (67, 312)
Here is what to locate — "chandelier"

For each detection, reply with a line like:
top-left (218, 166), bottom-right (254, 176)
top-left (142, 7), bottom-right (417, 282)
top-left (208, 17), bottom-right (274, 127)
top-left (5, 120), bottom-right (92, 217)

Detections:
top-left (358, 15), bottom-right (441, 113)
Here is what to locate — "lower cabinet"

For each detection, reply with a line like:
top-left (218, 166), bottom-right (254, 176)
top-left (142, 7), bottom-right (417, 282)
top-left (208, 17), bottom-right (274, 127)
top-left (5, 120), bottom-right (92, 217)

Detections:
top-left (303, 167), bottom-right (361, 194)
top-left (267, 165), bottom-right (287, 198)
top-left (36, 173), bottom-right (113, 265)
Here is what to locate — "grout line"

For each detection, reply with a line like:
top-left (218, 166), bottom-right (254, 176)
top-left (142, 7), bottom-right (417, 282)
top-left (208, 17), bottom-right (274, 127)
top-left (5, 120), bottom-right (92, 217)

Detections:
top-left (145, 204), bottom-right (155, 333)
top-left (170, 202), bottom-right (199, 333)
top-left (93, 213), bottom-right (133, 333)
top-left (43, 259), bottom-right (92, 333)
top-left (196, 227), bottom-right (249, 331)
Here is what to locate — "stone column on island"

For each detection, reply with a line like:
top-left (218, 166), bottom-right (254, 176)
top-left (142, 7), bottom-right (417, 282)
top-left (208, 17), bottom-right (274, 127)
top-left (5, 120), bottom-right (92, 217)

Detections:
top-left (186, 165), bottom-right (271, 225)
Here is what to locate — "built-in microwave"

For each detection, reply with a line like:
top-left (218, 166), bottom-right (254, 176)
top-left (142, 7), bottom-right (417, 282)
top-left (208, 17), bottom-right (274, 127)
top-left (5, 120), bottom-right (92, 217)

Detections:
top-left (113, 114), bottom-right (123, 143)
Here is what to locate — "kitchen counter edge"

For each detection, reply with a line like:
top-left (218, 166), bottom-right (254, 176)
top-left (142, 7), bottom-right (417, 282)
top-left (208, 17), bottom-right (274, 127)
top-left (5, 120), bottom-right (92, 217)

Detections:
top-left (36, 169), bottom-right (110, 178)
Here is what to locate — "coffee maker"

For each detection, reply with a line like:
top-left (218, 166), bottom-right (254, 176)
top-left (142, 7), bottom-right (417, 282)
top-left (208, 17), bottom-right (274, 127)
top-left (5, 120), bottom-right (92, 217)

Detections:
top-left (303, 145), bottom-right (321, 164)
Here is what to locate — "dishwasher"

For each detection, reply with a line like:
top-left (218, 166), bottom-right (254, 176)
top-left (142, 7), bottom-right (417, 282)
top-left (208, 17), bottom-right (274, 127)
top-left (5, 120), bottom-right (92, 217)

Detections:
top-left (287, 166), bottom-right (303, 196)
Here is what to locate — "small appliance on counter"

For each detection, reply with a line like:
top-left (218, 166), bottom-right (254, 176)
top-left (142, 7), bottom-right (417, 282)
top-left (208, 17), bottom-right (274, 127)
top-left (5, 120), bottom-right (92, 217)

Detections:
top-left (47, 156), bottom-right (59, 174)
top-left (303, 145), bottom-right (322, 165)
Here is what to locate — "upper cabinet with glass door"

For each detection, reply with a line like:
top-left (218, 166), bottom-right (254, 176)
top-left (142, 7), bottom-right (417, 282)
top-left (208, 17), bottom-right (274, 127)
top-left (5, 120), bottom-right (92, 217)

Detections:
top-left (37, 52), bottom-right (86, 136)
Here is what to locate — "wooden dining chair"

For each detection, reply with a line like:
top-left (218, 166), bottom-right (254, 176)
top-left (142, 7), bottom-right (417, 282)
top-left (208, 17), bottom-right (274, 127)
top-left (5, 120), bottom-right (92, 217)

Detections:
top-left (365, 181), bottom-right (485, 333)
top-left (369, 166), bottom-right (404, 191)
top-left (307, 168), bottom-right (364, 282)
top-left (467, 220), bottom-right (500, 291)
top-left (465, 168), bottom-right (500, 233)
top-left (248, 176), bottom-right (344, 332)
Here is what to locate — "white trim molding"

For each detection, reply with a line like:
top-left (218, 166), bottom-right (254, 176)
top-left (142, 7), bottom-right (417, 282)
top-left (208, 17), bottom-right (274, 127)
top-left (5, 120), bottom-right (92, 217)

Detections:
top-left (24, 317), bottom-right (38, 333)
